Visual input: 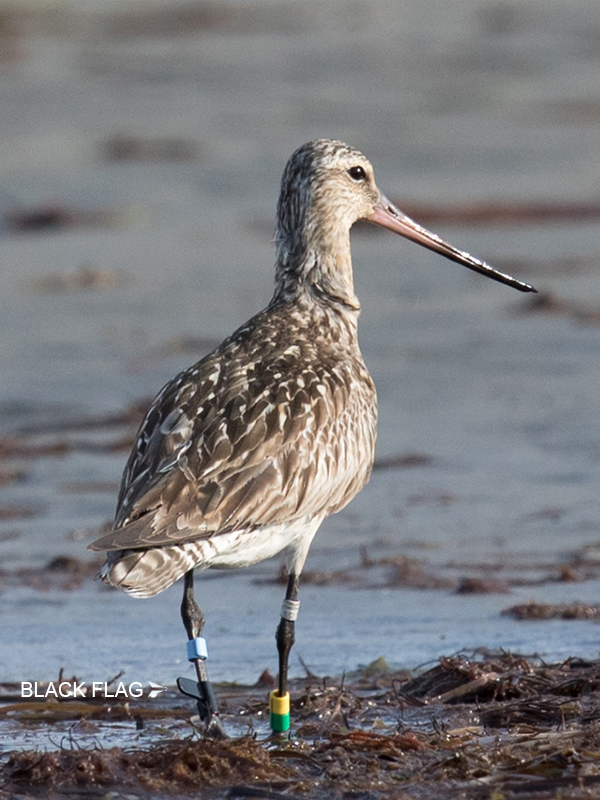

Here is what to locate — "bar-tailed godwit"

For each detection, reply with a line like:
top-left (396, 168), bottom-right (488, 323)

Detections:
top-left (90, 139), bottom-right (535, 734)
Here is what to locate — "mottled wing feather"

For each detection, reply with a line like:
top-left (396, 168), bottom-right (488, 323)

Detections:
top-left (90, 314), bottom-right (377, 553)
top-left (113, 375), bottom-right (202, 524)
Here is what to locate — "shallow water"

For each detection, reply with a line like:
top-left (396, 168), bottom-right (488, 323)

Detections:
top-left (1, 0), bottom-right (600, 699)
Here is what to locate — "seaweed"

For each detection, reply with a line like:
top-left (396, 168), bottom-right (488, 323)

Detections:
top-left (4, 652), bottom-right (600, 799)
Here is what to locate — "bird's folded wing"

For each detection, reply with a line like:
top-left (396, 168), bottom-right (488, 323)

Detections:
top-left (89, 345), bottom-right (369, 553)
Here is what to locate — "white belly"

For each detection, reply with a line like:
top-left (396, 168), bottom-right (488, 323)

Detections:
top-left (203, 514), bottom-right (325, 572)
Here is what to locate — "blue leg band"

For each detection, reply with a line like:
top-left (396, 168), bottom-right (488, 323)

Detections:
top-left (187, 637), bottom-right (208, 661)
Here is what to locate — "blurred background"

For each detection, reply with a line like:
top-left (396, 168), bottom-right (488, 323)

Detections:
top-left (1, 0), bottom-right (600, 686)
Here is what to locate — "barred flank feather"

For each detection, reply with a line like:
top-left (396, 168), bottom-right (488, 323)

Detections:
top-left (103, 546), bottom-right (199, 598)
top-left (100, 514), bottom-right (326, 598)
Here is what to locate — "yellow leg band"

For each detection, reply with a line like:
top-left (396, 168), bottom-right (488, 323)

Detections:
top-left (269, 690), bottom-right (290, 716)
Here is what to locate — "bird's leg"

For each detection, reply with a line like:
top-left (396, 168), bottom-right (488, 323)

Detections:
top-left (176, 569), bottom-right (225, 738)
top-left (271, 572), bottom-right (300, 733)
top-left (277, 573), bottom-right (299, 696)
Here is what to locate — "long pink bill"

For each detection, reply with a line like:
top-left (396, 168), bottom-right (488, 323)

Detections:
top-left (367, 194), bottom-right (536, 293)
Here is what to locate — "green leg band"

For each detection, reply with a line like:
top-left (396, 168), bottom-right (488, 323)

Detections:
top-left (270, 711), bottom-right (290, 732)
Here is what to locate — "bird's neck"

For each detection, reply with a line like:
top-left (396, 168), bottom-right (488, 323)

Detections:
top-left (274, 222), bottom-right (360, 311)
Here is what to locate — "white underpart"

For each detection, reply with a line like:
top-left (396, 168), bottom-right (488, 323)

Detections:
top-left (209, 512), bottom-right (324, 572)
top-left (105, 513), bottom-right (325, 598)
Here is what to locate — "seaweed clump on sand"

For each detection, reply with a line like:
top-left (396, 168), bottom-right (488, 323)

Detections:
top-left (1, 731), bottom-right (428, 799)
top-left (2, 738), bottom-right (297, 796)
top-left (4, 652), bottom-right (600, 799)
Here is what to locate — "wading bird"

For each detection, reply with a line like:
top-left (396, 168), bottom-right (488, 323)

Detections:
top-left (90, 139), bottom-right (535, 735)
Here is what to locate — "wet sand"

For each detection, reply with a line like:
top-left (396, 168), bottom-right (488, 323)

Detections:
top-left (1, 0), bottom-right (600, 794)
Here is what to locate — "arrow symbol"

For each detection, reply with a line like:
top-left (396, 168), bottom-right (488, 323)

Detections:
top-left (147, 681), bottom-right (167, 699)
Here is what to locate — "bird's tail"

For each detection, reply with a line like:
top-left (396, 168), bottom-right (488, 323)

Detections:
top-left (99, 544), bottom-right (201, 598)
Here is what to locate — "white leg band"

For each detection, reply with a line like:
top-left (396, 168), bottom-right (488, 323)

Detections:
top-left (281, 599), bottom-right (300, 621)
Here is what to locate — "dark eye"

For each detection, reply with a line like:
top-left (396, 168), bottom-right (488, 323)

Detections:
top-left (348, 165), bottom-right (366, 181)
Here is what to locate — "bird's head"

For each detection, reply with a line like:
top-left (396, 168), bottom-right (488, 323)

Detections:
top-left (275, 138), bottom-right (535, 304)
top-left (276, 139), bottom-right (379, 257)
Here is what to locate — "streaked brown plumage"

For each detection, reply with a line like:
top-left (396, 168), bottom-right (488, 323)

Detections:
top-left (92, 289), bottom-right (377, 596)
top-left (90, 140), bottom-right (382, 596)
top-left (90, 138), bottom-right (534, 615)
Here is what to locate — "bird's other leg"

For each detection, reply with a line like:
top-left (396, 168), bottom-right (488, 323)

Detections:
top-left (177, 569), bottom-right (225, 738)
top-left (271, 572), bottom-right (300, 733)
